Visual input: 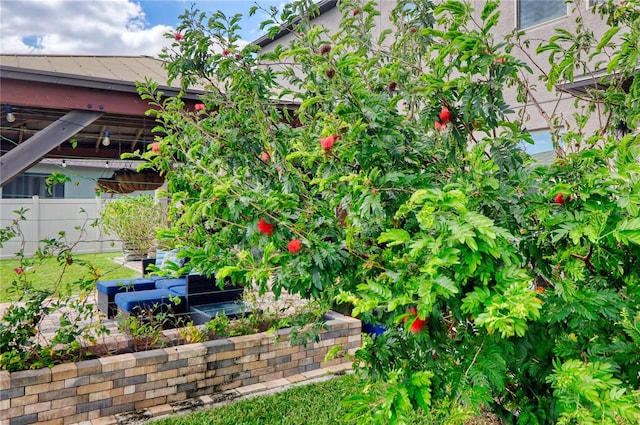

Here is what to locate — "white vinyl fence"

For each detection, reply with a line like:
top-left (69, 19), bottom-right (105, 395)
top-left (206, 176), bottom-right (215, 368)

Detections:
top-left (0, 196), bottom-right (121, 260)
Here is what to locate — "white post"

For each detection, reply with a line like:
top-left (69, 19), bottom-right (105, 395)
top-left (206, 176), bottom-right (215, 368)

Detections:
top-left (31, 195), bottom-right (40, 257)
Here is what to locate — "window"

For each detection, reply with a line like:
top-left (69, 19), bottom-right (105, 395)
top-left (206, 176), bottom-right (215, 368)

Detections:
top-left (2, 173), bottom-right (65, 199)
top-left (518, 0), bottom-right (567, 29)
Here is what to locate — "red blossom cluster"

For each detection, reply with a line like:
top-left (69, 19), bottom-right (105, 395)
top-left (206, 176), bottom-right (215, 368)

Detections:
top-left (288, 239), bottom-right (302, 254)
top-left (435, 106), bottom-right (451, 131)
top-left (320, 135), bottom-right (340, 151)
top-left (257, 218), bottom-right (274, 236)
top-left (404, 307), bottom-right (428, 333)
top-left (554, 193), bottom-right (571, 204)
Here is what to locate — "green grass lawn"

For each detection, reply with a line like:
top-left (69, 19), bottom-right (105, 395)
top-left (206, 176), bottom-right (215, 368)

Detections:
top-left (149, 375), bottom-right (366, 425)
top-left (148, 374), bottom-right (448, 425)
top-left (0, 252), bottom-right (140, 302)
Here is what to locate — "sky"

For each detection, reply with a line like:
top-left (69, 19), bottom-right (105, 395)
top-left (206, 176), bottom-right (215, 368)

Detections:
top-left (0, 0), bottom-right (285, 56)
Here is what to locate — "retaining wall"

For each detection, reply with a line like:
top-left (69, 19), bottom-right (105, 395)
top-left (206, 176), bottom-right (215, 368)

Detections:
top-left (0, 312), bottom-right (361, 425)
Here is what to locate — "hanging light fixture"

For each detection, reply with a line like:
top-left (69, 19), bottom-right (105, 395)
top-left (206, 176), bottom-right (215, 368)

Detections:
top-left (5, 105), bottom-right (15, 123)
top-left (102, 130), bottom-right (111, 146)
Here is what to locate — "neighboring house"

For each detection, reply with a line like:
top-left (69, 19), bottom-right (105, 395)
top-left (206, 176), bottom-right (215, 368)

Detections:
top-left (0, 55), bottom-right (204, 258)
top-left (255, 0), bottom-right (634, 161)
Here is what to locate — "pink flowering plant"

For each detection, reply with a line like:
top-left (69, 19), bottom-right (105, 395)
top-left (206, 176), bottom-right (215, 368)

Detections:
top-left (135, 0), bottom-right (640, 422)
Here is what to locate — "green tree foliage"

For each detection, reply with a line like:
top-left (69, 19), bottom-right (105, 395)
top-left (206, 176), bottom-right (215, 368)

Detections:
top-left (138, 0), bottom-right (640, 422)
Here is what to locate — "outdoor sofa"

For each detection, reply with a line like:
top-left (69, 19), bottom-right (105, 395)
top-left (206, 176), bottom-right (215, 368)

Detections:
top-left (96, 249), bottom-right (246, 322)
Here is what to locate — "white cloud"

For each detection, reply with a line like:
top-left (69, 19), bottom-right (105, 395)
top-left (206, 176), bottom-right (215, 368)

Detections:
top-left (0, 0), bottom-right (173, 56)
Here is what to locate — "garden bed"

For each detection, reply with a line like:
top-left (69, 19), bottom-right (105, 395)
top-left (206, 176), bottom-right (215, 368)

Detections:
top-left (0, 311), bottom-right (361, 425)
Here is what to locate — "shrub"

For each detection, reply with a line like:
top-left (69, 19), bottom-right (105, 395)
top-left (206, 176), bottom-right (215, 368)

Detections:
top-left (99, 194), bottom-right (168, 260)
top-left (136, 0), bottom-right (640, 422)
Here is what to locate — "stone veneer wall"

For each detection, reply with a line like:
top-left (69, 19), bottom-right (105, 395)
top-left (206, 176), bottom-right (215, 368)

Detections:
top-left (0, 312), bottom-right (361, 425)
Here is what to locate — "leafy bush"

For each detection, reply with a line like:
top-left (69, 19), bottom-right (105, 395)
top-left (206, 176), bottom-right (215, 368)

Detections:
top-left (0, 209), bottom-right (110, 371)
top-left (99, 194), bottom-right (168, 259)
top-left (136, 0), bottom-right (640, 422)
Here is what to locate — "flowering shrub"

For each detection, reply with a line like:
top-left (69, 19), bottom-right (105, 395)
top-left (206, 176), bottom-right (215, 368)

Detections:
top-left (136, 0), bottom-right (640, 422)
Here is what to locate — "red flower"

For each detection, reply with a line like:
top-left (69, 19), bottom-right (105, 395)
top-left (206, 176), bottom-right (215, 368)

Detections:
top-left (434, 121), bottom-right (446, 131)
top-left (319, 44), bottom-right (331, 55)
top-left (439, 107), bottom-right (451, 124)
top-left (261, 151), bottom-right (270, 162)
top-left (554, 193), bottom-right (571, 204)
top-left (404, 307), bottom-right (428, 333)
top-left (288, 239), bottom-right (302, 254)
top-left (14, 267), bottom-right (23, 275)
top-left (194, 103), bottom-right (206, 111)
top-left (320, 135), bottom-right (340, 151)
top-left (222, 49), bottom-right (229, 56)
top-left (495, 57), bottom-right (506, 64)
top-left (174, 32), bottom-right (184, 41)
top-left (151, 142), bottom-right (160, 153)
top-left (258, 218), bottom-right (274, 236)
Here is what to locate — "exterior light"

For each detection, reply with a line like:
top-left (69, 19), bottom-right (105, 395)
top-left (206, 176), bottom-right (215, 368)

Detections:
top-left (62, 160), bottom-right (67, 168)
top-left (105, 161), bottom-right (110, 168)
top-left (102, 130), bottom-right (111, 146)
top-left (5, 105), bottom-right (15, 123)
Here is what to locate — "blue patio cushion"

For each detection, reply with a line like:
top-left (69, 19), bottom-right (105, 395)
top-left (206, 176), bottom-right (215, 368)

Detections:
top-left (162, 248), bottom-right (187, 268)
top-left (155, 249), bottom-right (168, 267)
top-left (168, 285), bottom-right (186, 296)
top-left (114, 289), bottom-right (185, 312)
top-left (96, 278), bottom-right (156, 296)
top-left (154, 277), bottom-right (187, 290)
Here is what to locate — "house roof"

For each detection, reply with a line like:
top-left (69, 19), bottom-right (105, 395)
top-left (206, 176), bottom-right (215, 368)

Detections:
top-left (0, 54), bottom-right (205, 96)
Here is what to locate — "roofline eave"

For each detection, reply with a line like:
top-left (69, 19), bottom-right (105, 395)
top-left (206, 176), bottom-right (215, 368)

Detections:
top-left (0, 66), bottom-right (206, 100)
top-left (253, 0), bottom-right (337, 48)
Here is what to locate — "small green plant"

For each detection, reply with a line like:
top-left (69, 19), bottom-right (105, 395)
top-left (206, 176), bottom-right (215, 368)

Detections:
top-left (99, 194), bottom-right (168, 260)
top-left (0, 209), bottom-right (110, 371)
top-left (117, 295), bottom-right (186, 351)
top-left (178, 321), bottom-right (206, 343)
top-left (205, 314), bottom-right (231, 336)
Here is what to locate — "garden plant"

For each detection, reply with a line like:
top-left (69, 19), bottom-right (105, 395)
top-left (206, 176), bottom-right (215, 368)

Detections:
top-left (133, 0), bottom-right (640, 423)
top-left (99, 193), bottom-right (169, 259)
top-left (0, 209), bottom-right (113, 371)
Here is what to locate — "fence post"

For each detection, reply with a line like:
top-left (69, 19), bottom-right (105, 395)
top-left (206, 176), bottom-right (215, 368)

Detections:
top-left (31, 195), bottom-right (40, 257)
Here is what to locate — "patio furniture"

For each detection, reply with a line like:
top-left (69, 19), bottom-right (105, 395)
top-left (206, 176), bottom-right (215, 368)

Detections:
top-left (112, 273), bottom-right (246, 322)
top-left (185, 274), bottom-right (248, 324)
top-left (95, 249), bottom-right (185, 318)
top-left (96, 277), bottom-right (156, 319)
top-left (114, 288), bottom-right (187, 316)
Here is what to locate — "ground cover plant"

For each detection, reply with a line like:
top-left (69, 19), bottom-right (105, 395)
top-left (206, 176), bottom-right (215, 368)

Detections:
top-left (135, 0), bottom-right (640, 423)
